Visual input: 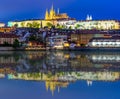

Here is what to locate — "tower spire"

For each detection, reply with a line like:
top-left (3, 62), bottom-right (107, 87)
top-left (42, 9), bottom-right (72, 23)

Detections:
top-left (50, 4), bottom-right (56, 19)
top-left (45, 9), bottom-right (49, 20)
top-left (86, 14), bottom-right (89, 20)
top-left (51, 3), bottom-right (54, 10)
top-left (57, 8), bottom-right (60, 14)
top-left (89, 15), bottom-right (92, 20)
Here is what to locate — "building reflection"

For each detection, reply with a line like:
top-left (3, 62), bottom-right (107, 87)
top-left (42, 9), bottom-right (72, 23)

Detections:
top-left (0, 51), bottom-right (119, 94)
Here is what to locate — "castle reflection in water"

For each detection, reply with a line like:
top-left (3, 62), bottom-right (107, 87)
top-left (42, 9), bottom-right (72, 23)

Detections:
top-left (0, 51), bottom-right (120, 95)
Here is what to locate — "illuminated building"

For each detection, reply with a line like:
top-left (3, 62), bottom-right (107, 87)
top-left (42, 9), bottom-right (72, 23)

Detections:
top-left (57, 19), bottom-right (77, 29)
top-left (7, 5), bottom-right (74, 28)
top-left (25, 41), bottom-right (45, 50)
top-left (70, 30), bottom-right (110, 46)
top-left (0, 27), bottom-right (15, 33)
top-left (45, 5), bottom-right (69, 20)
top-left (0, 68), bottom-right (16, 74)
top-left (73, 20), bottom-right (120, 30)
top-left (86, 14), bottom-right (93, 21)
top-left (45, 81), bottom-right (69, 95)
top-left (0, 23), bottom-right (5, 27)
top-left (88, 54), bottom-right (120, 63)
top-left (6, 4), bottom-right (120, 30)
top-left (87, 80), bottom-right (92, 86)
top-left (0, 34), bottom-right (19, 44)
top-left (46, 35), bottom-right (68, 49)
top-left (8, 19), bottom-right (54, 28)
top-left (0, 74), bottom-right (5, 78)
top-left (88, 36), bottom-right (120, 47)
top-left (54, 19), bottom-right (120, 30)
top-left (7, 4), bottom-right (120, 30)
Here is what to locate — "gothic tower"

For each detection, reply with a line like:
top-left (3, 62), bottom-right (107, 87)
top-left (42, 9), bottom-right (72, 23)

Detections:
top-left (45, 9), bottom-right (49, 20)
top-left (49, 4), bottom-right (56, 19)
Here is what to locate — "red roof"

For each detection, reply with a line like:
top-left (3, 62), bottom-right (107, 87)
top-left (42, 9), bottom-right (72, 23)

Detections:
top-left (0, 33), bottom-right (19, 38)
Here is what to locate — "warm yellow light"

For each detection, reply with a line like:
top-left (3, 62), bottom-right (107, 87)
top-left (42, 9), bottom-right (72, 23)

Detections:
top-left (64, 43), bottom-right (70, 47)
top-left (64, 54), bottom-right (70, 59)
top-left (29, 42), bottom-right (32, 46)
top-left (76, 43), bottom-right (80, 47)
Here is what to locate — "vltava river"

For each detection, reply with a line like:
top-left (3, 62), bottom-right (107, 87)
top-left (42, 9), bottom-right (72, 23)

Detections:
top-left (0, 51), bottom-right (120, 99)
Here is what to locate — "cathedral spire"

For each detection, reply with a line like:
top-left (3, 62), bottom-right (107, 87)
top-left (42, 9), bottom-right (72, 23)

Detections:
top-left (49, 4), bottom-right (56, 19)
top-left (86, 14), bottom-right (92, 21)
top-left (51, 4), bottom-right (54, 11)
top-left (89, 15), bottom-right (92, 20)
top-left (86, 14), bottom-right (89, 20)
top-left (57, 8), bottom-right (60, 14)
top-left (45, 9), bottom-right (49, 20)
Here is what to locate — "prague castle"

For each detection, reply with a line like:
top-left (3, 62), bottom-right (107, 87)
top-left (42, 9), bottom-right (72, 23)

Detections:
top-left (8, 5), bottom-right (71, 28)
top-left (45, 5), bottom-right (69, 20)
top-left (7, 5), bottom-right (120, 30)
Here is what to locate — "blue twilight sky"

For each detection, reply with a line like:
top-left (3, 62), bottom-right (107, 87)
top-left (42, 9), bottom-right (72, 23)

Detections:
top-left (0, 0), bottom-right (120, 23)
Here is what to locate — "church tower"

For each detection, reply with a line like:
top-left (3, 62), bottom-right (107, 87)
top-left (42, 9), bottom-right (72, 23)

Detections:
top-left (89, 15), bottom-right (92, 20)
top-left (86, 14), bottom-right (90, 20)
top-left (86, 14), bottom-right (92, 21)
top-left (49, 4), bottom-right (56, 19)
top-left (45, 9), bottom-right (49, 20)
top-left (44, 4), bottom-right (69, 20)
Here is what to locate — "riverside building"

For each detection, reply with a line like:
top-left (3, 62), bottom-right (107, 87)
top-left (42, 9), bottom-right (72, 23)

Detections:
top-left (88, 36), bottom-right (120, 48)
top-left (0, 23), bottom-right (5, 27)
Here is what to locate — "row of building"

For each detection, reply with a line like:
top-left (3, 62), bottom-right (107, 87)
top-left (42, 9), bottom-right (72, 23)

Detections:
top-left (6, 5), bottom-right (120, 30)
top-left (44, 29), bottom-right (120, 49)
top-left (0, 5), bottom-right (120, 49)
top-left (0, 28), bottom-right (120, 49)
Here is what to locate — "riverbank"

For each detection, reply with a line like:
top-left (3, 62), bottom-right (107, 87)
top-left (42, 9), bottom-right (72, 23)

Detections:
top-left (69, 47), bottom-right (120, 51)
top-left (0, 47), bottom-right (14, 51)
top-left (0, 46), bottom-right (46, 51)
top-left (0, 46), bottom-right (120, 51)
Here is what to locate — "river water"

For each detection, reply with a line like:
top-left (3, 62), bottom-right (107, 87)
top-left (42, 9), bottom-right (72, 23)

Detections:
top-left (0, 51), bottom-right (120, 99)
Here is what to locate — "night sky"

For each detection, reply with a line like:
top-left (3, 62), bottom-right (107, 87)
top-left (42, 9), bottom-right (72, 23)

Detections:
top-left (0, 0), bottom-right (120, 23)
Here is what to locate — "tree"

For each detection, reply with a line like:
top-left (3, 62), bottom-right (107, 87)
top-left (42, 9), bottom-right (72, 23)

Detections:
top-left (3, 41), bottom-right (11, 47)
top-left (75, 24), bottom-right (84, 29)
top-left (56, 24), bottom-right (60, 28)
top-left (69, 26), bottom-right (72, 29)
top-left (75, 24), bottom-right (81, 29)
top-left (21, 22), bottom-right (25, 27)
top-left (29, 35), bottom-right (37, 41)
top-left (26, 23), bottom-right (32, 28)
top-left (56, 24), bottom-right (66, 29)
top-left (46, 22), bottom-right (53, 28)
top-left (14, 24), bottom-right (18, 28)
top-left (13, 39), bottom-right (20, 48)
top-left (81, 44), bottom-right (86, 47)
top-left (26, 22), bottom-right (40, 28)
top-left (32, 22), bottom-right (40, 28)
top-left (62, 25), bottom-right (66, 29)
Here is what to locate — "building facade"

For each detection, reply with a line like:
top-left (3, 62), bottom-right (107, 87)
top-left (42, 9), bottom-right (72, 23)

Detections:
top-left (46, 35), bottom-right (68, 49)
top-left (7, 5), bottom-right (120, 30)
top-left (0, 23), bottom-right (5, 27)
top-left (45, 5), bottom-right (69, 20)
top-left (88, 36), bottom-right (120, 47)
top-left (73, 20), bottom-right (120, 30)
top-left (8, 20), bottom-right (56, 28)
top-left (70, 30), bottom-right (110, 46)
top-left (0, 34), bottom-right (19, 44)
top-left (7, 5), bottom-right (73, 28)
top-left (0, 27), bottom-right (15, 33)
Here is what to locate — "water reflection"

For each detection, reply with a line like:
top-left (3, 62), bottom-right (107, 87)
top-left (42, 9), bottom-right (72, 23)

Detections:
top-left (0, 51), bottom-right (120, 96)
